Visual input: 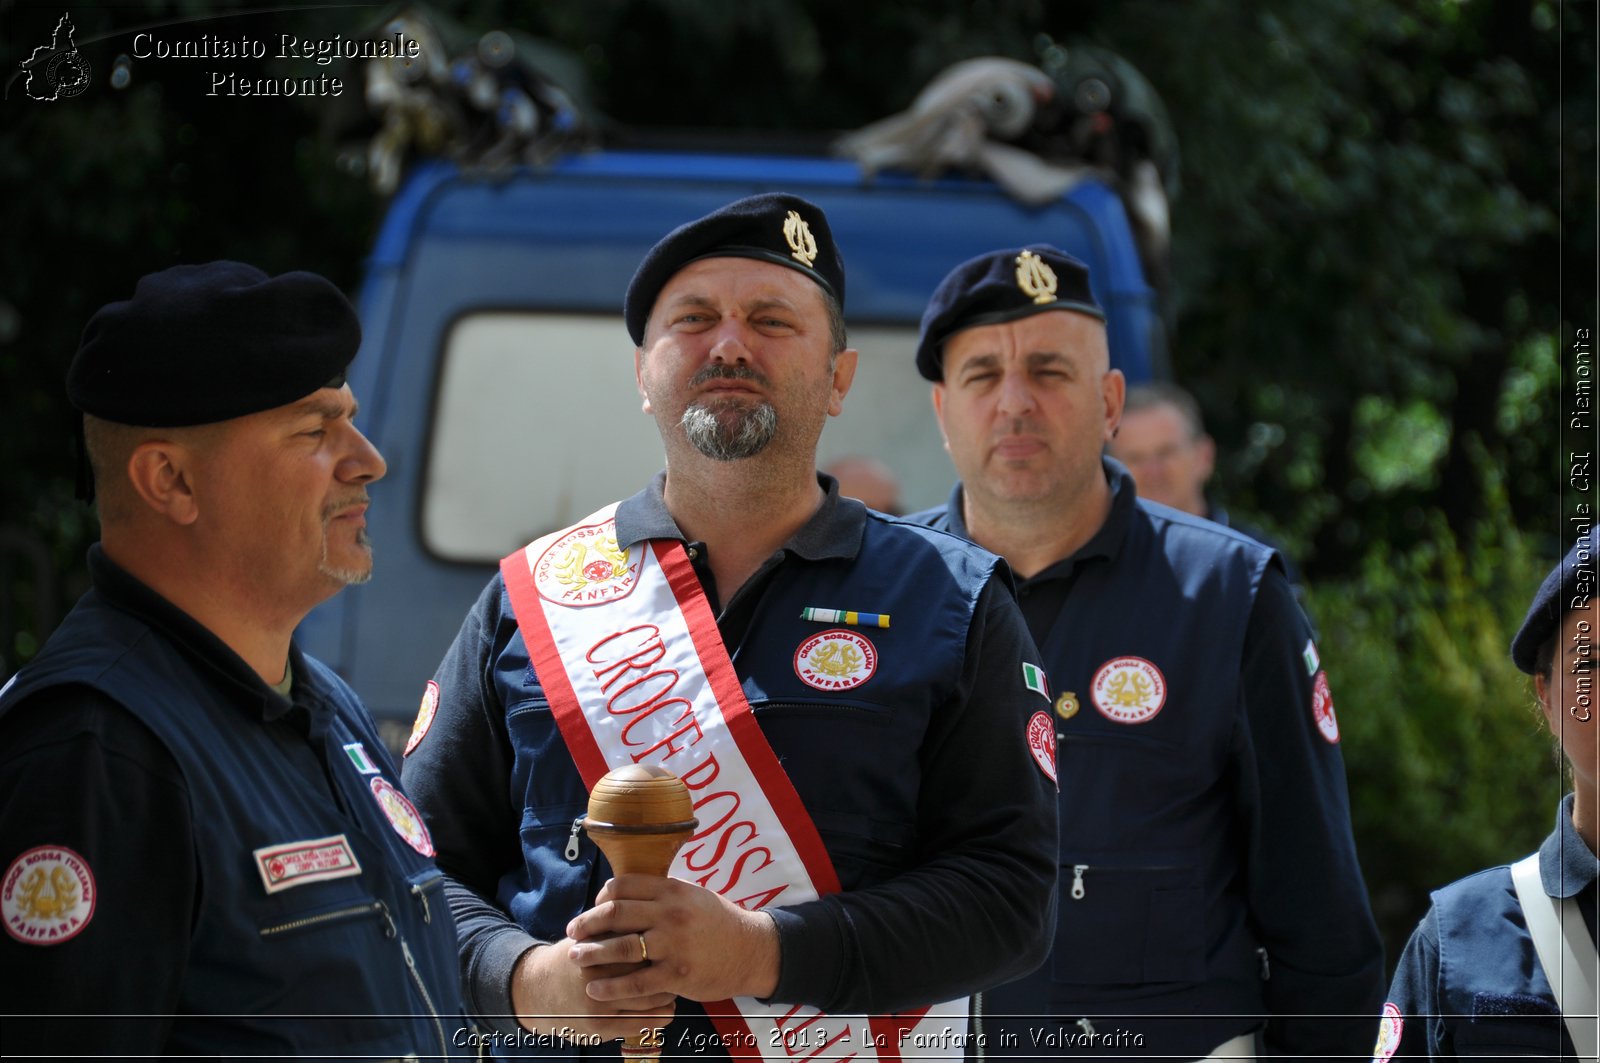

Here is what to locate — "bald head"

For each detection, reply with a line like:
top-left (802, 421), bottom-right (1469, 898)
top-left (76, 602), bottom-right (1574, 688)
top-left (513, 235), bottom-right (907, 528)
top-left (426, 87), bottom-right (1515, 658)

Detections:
top-left (825, 456), bottom-right (904, 515)
top-left (1108, 382), bottom-right (1215, 516)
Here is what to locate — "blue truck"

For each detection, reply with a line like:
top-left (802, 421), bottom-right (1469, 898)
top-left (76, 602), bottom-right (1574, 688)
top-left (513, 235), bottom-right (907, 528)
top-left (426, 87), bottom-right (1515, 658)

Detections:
top-left (300, 148), bottom-right (1165, 748)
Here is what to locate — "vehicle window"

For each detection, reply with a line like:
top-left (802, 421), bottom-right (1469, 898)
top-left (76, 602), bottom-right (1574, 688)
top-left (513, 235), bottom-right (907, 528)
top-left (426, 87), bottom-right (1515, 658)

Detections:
top-left (423, 314), bottom-right (950, 562)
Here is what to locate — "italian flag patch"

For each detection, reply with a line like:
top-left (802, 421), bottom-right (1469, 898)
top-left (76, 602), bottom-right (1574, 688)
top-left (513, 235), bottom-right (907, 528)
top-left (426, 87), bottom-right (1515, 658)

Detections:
top-left (342, 742), bottom-right (381, 775)
top-left (1022, 662), bottom-right (1050, 700)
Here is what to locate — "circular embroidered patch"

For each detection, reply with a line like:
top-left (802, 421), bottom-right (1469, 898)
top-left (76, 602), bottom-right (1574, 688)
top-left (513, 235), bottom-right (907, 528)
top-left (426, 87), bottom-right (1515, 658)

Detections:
top-left (534, 519), bottom-right (640, 607)
top-left (1026, 711), bottom-right (1058, 785)
top-left (405, 680), bottom-right (439, 757)
top-left (1090, 656), bottom-right (1167, 724)
top-left (794, 629), bottom-right (878, 692)
top-left (1371, 1002), bottom-right (1403, 1062)
top-left (3, 845), bottom-right (97, 946)
top-left (370, 778), bottom-right (435, 857)
top-left (1312, 670), bottom-right (1340, 744)
top-left (1054, 691), bottom-right (1080, 720)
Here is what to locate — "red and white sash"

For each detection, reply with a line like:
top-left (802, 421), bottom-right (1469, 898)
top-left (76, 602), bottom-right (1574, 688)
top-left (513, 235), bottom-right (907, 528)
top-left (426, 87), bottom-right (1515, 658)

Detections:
top-left (501, 504), bottom-right (968, 1063)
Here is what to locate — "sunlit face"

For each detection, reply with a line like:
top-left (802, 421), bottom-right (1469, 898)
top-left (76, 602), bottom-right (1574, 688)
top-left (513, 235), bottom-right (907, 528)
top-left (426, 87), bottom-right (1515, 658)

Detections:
top-left (635, 257), bottom-right (856, 463)
top-left (1538, 605), bottom-right (1600, 794)
top-left (188, 385), bottom-right (386, 611)
top-left (931, 310), bottom-right (1123, 513)
top-left (1109, 402), bottom-right (1215, 516)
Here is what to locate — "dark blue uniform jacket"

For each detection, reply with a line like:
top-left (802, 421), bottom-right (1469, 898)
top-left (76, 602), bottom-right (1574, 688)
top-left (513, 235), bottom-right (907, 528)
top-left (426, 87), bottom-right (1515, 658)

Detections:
top-left (402, 474), bottom-right (1060, 1060)
top-left (909, 458), bottom-right (1384, 1060)
top-left (0, 546), bottom-right (470, 1058)
top-left (1382, 795), bottom-right (1599, 1060)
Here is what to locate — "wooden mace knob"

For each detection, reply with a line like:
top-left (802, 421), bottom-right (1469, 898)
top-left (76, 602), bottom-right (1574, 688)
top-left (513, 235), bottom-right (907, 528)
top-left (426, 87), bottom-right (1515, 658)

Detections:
top-left (583, 764), bottom-right (699, 877)
top-left (582, 765), bottom-right (698, 1063)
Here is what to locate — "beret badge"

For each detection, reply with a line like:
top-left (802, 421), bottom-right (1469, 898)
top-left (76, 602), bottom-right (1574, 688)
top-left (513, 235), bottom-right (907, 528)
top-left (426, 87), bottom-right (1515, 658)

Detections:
top-left (1015, 250), bottom-right (1058, 306)
top-left (623, 193), bottom-right (845, 346)
top-left (784, 210), bottom-right (819, 267)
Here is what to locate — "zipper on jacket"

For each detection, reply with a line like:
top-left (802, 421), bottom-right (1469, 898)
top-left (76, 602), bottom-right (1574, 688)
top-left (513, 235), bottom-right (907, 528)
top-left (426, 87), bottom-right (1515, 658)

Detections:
top-left (1065, 861), bottom-right (1190, 901)
top-left (754, 700), bottom-right (887, 718)
top-left (384, 901), bottom-right (449, 1057)
top-left (259, 900), bottom-right (386, 938)
top-left (261, 899), bottom-right (444, 1055)
top-left (971, 991), bottom-right (985, 1062)
top-left (565, 815), bottom-right (585, 861)
top-left (401, 934), bottom-right (449, 1058)
top-left (412, 881), bottom-right (436, 924)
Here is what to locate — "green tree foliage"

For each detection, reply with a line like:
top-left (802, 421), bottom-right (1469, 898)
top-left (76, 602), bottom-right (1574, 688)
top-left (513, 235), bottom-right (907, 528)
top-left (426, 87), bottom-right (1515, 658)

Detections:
top-left (1091, 0), bottom-right (1583, 572)
top-left (1311, 470), bottom-right (1558, 956)
top-left (0, 3), bottom-right (379, 665)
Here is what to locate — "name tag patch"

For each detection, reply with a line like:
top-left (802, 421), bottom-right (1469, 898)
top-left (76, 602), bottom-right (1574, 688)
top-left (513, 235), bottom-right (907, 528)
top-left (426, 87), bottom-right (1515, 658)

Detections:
top-left (253, 834), bottom-right (362, 894)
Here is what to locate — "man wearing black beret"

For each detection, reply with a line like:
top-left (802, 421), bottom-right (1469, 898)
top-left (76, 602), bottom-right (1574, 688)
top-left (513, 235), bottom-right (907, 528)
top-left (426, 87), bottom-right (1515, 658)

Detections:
top-left (402, 194), bottom-right (1060, 1060)
top-left (0, 262), bottom-right (471, 1057)
top-left (906, 245), bottom-right (1385, 1060)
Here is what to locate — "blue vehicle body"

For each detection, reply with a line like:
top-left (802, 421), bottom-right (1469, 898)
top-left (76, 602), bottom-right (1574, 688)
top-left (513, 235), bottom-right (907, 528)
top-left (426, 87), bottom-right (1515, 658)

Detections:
top-left (300, 150), bottom-right (1164, 744)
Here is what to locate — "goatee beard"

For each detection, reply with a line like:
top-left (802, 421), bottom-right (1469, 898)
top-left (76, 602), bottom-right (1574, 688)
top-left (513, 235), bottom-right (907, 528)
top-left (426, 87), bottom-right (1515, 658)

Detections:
top-left (319, 527), bottom-right (374, 585)
top-left (681, 399), bottom-right (778, 461)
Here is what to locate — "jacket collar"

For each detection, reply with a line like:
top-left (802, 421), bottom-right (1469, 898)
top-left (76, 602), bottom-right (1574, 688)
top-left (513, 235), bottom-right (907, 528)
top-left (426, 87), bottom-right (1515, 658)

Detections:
top-left (614, 469), bottom-right (866, 563)
top-left (88, 544), bottom-right (319, 726)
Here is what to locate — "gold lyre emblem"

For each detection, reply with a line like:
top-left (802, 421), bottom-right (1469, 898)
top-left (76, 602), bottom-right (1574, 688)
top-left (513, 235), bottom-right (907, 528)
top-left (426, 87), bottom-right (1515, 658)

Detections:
top-left (810, 639), bottom-right (863, 678)
top-left (18, 867), bottom-right (78, 921)
top-left (783, 210), bottom-right (819, 267)
top-left (1015, 250), bottom-right (1058, 305)
top-left (1105, 669), bottom-right (1156, 708)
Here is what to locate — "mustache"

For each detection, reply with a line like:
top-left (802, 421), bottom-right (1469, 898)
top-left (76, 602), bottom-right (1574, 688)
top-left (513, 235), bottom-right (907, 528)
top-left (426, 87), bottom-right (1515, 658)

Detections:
top-left (998, 417), bottom-right (1046, 437)
top-left (688, 364), bottom-right (771, 389)
top-left (322, 492), bottom-right (370, 519)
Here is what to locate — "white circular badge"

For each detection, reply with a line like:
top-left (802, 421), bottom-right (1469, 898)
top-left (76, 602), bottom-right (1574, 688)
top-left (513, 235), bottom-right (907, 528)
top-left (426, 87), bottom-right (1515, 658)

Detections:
top-left (405, 680), bottom-right (440, 757)
top-left (1312, 671), bottom-right (1340, 744)
top-left (1026, 711), bottom-right (1058, 785)
top-left (370, 778), bottom-right (435, 857)
top-left (1090, 656), bottom-right (1168, 724)
top-left (3, 845), bottom-right (97, 946)
top-left (1372, 1002), bottom-right (1403, 1062)
top-left (794, 629), bottom-right (878, 692)
top-left (534, 519), bottom-right (640, 607)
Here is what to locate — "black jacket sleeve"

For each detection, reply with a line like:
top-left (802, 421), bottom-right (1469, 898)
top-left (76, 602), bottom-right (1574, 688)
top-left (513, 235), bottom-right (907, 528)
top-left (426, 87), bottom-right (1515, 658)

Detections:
top-left (401, 576), bottom-right (539, 1036)
top-left (0, 685), bottom-right (195, 1055)
top-left (1237, 565), bottom-right (1386, 1058)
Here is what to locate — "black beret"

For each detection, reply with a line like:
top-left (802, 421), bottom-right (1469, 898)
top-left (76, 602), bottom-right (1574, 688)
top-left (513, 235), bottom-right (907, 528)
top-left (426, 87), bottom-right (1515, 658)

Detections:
top-left (623, 193), bottom-right (845, 346)
top-left (68, 261), bottom-right (360, 427)
top-left (915, 245), bottom-right (1105, 381)
top-left (1511, 527), bottom-right (1599, 674)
